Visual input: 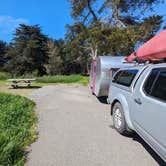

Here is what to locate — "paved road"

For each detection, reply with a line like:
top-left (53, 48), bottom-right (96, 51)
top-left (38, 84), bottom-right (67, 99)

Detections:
top-left (27, 85), bottom-right (164, 166)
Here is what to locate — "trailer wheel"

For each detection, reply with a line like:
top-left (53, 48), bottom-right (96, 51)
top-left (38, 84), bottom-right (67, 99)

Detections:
top-left (112, 102), bottom-right (129, 135)
top-left (92, 91), bottom-right (95, 95)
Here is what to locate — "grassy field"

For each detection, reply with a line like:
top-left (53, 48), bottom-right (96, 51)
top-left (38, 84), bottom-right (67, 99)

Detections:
top-left (0, 93), bottom-right (37, 166)
top-left (0, 75), bottom-right (89, 96)
top-left (36, 75), bottom-right (88, 85)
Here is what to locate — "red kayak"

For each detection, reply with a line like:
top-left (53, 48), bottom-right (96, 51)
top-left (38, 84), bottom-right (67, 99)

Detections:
top-left (125, 30), bottom-right (166, 62)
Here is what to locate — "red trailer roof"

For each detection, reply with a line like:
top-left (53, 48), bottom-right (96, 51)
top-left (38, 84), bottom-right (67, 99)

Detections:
top-left (125, 30), bottom-right (166, 62)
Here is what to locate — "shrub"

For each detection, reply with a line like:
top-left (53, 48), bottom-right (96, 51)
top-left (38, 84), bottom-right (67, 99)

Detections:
top-left (0, 72), bottom-right (11, 80)
top-left (0, 93), bottom-right (37, 166)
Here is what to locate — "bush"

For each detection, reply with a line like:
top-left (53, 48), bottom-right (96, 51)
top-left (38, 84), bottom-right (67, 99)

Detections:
top-left (0, 72), bottom-right (11, 80)
top-left (36, 75), bottom-right (88, 85)
top-left (0, 93), bottom-right (37, 166)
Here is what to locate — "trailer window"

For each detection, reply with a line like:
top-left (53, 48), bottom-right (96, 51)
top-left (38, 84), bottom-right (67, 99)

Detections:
top-left (115, 70), bottom-right (138, 87)
top-left (151, 70), bottom-right (166, 102)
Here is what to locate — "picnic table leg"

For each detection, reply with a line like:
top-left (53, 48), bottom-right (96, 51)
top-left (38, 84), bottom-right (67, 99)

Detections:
top-left (27, 81), bottom-right (31, 87)
top-left (12, 82), bottom-right (18, 89)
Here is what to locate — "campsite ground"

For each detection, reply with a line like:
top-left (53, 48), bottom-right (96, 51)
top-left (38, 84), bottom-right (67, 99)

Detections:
top-left (0, 79), bottom-right (164, 165)
top-left (26, 85), bottom-right (164, 166)
top-left (0, 75), bottom-right (89, 96)
top-left (0, 75), bottom-right (88, 96)
top-left (0, 77), bottom-right (164, 165)
top-left (0, 80), bottom-right (41, 96)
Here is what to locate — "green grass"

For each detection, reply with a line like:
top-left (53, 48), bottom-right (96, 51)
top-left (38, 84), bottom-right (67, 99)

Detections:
top-left (0, 72), bottom-right (11, 80)
top-left (0, 93), bottom-right (37, 166)
top-left (0, 75), bottom-right (89, 96)
top-left (36, 75), bottom-right (89, 85)
top-left (0, 73), bottom-right (89, 85)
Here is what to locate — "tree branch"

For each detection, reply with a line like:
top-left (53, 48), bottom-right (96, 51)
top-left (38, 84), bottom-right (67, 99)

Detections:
top-left (87, 0), bottom-right (98, 22)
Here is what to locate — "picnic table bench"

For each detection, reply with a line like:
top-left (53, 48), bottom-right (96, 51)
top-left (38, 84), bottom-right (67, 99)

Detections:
top-left (8, 78), bottom-right (36, 88)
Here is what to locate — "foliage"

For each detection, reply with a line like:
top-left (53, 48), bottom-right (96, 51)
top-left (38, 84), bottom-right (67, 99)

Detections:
top-left (66, 0), bottom-right (163, 69)
top-left (46, 39), bottom-right (64, 75)
top-left (0, 93), bottom-right (37, 166)
top-left (0, 41), bottom-right (8, 70)
top-left (36, 75), bottom-right (88, 85)
top-left (0, 72), bottom-right (11, 80)
top-left (0, 1), bottom-right (165, 76)
top-left (69, 0), bottom-right (98, 23)
top-left (5, 24), bottom-right (49, 76)
top-left (69, 0), bottom-right (163, 26)
top-left (98, 0), bottom-right (163, 27)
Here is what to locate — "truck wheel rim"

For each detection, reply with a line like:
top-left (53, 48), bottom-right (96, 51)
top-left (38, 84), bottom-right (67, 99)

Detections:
top-left (114, 108), bottom-right (122, 129)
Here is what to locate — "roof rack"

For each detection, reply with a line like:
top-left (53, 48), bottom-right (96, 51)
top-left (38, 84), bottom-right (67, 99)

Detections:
top-left (125, 30), bottom-right (166, 63)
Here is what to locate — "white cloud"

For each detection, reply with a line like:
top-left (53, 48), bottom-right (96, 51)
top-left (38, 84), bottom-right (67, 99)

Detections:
top-left (0, 16), bottom-right (29, 35)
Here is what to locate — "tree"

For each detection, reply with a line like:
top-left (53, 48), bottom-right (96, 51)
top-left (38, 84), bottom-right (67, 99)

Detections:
top-left (98, 0), bottom-right (162, 27)
top-left (46, 39), bottom-right (64, 75)
top-left (0, 41), bottom-right (8, 70)
top-left (69, 0), bottom-right (98, 24)
top-left (6, 24), bottom-right (49, 76)
top-left (65, 23), bottom-right (91, 74)
top-left (68, 0), bottom-right (163, 58)
top-left (69, 0), bottom-right (163, 27)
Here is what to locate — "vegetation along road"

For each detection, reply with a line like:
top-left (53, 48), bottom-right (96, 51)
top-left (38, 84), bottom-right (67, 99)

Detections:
top-left (27, 85), bottom-right (164, 166)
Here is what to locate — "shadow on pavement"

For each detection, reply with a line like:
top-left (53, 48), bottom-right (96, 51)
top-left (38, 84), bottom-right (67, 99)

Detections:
top-left (97, 96), bottom-right (108, 104)
top-left (109, 125), bottom-right (165, 166)
top-left (132, 134), bottom-right (166, 166)
top-left (9, 86), bottom-right (41, 89)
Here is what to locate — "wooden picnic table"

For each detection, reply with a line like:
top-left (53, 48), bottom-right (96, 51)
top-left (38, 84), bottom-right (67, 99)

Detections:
top-left (8, 78), bottom-right (36, 88)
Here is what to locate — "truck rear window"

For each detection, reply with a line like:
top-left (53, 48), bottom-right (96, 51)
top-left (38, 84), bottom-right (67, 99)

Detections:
top-left (144, 69), bottom-right (159, 95)
top-left (113, 69), bottom-right (138, 87)
top-left (144, 68), bottom-right (166, 102)
top-left (151, 71), bottom-right (166, 101)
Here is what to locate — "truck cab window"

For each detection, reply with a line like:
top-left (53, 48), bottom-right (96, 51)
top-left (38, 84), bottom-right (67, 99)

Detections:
top-left (151, 70), bottom-right (166, 102)
top-left (112, 71), bottom-right (123, 83)
top-left (144, 69), bottom-right (159, 95)
top-left (115, 70), bottom-right (138, 87)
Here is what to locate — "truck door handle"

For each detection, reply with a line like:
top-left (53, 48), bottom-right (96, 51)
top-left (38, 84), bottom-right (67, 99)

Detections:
top-left (134, 98), bottom-right (142, 105)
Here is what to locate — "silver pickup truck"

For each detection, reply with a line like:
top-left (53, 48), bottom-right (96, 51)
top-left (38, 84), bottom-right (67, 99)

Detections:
top-left (108, 63), bottom-right (166, 162)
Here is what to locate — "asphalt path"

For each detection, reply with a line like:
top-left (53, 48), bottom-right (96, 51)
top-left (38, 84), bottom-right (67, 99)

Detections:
top-left (27, 85), bottom-right (165, 166)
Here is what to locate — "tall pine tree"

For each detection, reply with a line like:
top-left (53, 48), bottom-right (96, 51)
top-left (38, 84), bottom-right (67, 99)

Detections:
top-left (7, 24), bottom-right (49, 76)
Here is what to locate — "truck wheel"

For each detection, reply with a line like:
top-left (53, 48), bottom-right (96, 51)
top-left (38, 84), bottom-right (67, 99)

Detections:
top-left (112, 102), bottom-right (128, 135)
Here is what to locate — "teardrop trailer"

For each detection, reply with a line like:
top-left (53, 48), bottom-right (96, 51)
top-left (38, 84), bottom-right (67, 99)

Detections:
top-left (89, 56), bottom-right (133, 97)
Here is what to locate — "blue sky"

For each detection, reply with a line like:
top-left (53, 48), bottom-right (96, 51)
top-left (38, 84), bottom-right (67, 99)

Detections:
top-left (0, 0), bottom-right (166, 42)
top-left (0, 0), bottom-right (73, 42)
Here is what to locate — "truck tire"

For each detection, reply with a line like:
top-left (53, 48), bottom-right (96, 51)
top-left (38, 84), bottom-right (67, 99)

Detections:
top-left (112, 102), bottom-right (129, 135)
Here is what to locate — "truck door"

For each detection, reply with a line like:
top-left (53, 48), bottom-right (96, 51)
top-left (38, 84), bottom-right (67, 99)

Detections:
top-left (131, 67), bottom-right (166, 161)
